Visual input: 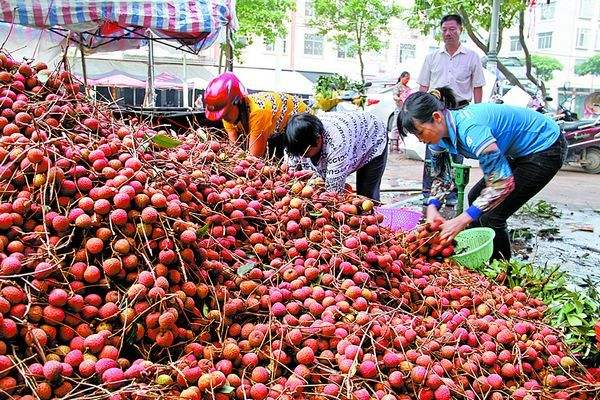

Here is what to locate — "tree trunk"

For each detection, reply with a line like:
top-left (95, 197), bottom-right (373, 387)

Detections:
top-left (459, 7), bottom-right (528, 92)
top-left (518, 8), bottom-right (547, 100)
top-left (356, 22), bottom-right (365, 85)
top-left (358, 48), bottom-right (365, 85)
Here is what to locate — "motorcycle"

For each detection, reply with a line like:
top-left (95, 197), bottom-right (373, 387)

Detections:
top-left (560, 116), bottom-right (600, 174)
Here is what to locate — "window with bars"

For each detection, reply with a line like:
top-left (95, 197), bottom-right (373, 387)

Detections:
top-left (510, 36), bottom-right (523, 52)
top-left (337, 44), bottom-right (352, 59)
top-left (576, 28), bottom-right (591, 48)
top-left (540, 1), bottom-right (555, 20)
top-left (537, 32), bottom-right (553, 49)
top-left (305, 0), bottom-right (315, 17)
top-left (264, 39), bottom-right (287, 53)
top-left (304, 34), bottom-right (323, 56)
top-left (397, 43), bottom-right (416, 63)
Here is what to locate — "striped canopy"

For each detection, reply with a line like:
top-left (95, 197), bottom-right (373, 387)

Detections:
top-left (0, 0), bottom-right (237, 53)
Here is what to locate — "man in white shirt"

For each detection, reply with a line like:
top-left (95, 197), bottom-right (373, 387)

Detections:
top-left (417, 14), bottom-right (486, 205)
top-left (284, 112), bottom-right (388, 201)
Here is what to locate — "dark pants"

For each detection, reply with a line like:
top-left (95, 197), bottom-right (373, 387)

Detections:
top-left (467, 135), bottom-right (567, 260)
top-left (422, 146), bottom-right (463, 203)
top-left (356, 144), bottom-right (388, 201)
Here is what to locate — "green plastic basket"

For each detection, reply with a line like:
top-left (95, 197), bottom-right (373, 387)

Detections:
top-left (450, 227), bottom-right (495, 269)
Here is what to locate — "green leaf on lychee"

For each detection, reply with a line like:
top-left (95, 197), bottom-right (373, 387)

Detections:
top-left (197, 223), bottom-right (210, 237)
top-left (219, 384), bottom-right (235, 394)
top-left (151, 134), bottom-right (182, 149)
top-left (237, 262), bottom-right (256, 277)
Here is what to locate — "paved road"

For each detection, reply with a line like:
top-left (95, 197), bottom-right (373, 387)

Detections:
top-left (377, 153), bottom-right (600, 209)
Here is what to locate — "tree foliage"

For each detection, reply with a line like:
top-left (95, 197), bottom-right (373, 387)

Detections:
top-left (529, 55), bottom-right (563, 82)
top-left (310, 0), bottom-right (401, 83)
top-left (405, 0), bottom-right (524, 41)
top-left (403, 0), bottom-right (545, 94)
top-left (232, 0), bottom-right (295, 58)
top-left (575, 54), bottom-right (600, 76)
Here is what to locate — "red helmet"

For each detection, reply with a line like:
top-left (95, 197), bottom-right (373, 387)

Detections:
top-left (203, 72), bottom-right (247, 121)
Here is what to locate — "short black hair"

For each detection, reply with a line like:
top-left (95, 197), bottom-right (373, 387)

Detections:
top-left (284, 113), bottom-right (323, 156)
top-left (398, 87), bottom-right (457, 136)
top-left (440, 14), bottom-right (462, 27)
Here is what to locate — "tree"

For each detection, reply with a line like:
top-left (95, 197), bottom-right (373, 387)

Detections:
top-left (530, 55), bottom-right (563, 82)
top-left (310, 0), bottom-right (401, 84)
top-left (575, 54), bottom-right (600, 76)
top-left (404, 0), bottom-right (546, 96)
top-left (231, 0), bottom-right (296, 60)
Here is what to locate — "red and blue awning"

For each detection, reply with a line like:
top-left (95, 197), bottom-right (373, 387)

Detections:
top-left (0, 0), bottom-right (237, 53)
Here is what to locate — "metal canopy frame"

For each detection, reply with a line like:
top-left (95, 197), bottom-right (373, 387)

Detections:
top-left (47, 25), bottom-right (212, 55)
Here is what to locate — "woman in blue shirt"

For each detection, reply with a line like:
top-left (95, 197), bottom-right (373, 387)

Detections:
top-left (398, 88), bottom-right (566, 259)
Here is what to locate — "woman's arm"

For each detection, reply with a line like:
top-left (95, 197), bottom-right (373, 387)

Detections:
top-left (222, 121), bottom-right (239, 143)
top-left (439, 142), bottom-right (515, 241)
top-left (465, 142), bottom-right (515, 220)
top-left (247, 110), bottom-right (272, 157)
top-left (426, 147), bottom-right (454, 208)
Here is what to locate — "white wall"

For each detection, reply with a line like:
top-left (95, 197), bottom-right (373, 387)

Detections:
top-left (235, 0), bottom-right (486, 86)
top-left (499, 0), bottom-right (600, 96)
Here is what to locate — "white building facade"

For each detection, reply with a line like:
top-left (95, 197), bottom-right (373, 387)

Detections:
top-left (229, 0), bottom-right (485, 86)
top-left (499, 0), bottom-right (600, 115)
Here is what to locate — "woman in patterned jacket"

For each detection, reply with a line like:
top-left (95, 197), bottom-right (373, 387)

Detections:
top-left (398, 87), bottom-right (566, 260)
top-left (203, 72), bottom-right (311, 158)
top-left (284, 112), bottom-right (388, 201)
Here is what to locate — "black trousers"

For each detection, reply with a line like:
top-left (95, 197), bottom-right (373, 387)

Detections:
top-left (356, 143), bottom-right (388, 201)
top-left (467, 135), bottom-right (567, 260)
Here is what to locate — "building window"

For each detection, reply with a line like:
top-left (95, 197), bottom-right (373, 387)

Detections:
top-left (265, 39), bottom-right (287, 54)
top-left (540, 1), bottom-right (555, 20)
top-left (265, 39), bottom-right (287, 53)
top-left (510, 36), bottom-right (523, 52)
top-left (337, 44), bottom-right (352, 59)
top-left (305, 0), bottom-right (315, 17)
top-left (397, 43), bottom-right (416, 63)
top-left (576, 28), bottom-right (591, 48)
top-left (304, 34), bottom-right (323, 56)
top-left (537, 32), bottom-right (553, 49)
top-left (264, 40), bottom-right (275, 53)
top-left (579, 0), bottom-right (593, 19)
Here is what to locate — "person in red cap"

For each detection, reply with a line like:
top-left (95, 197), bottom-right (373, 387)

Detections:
top-left (203, 72), bottom-right (312, 158)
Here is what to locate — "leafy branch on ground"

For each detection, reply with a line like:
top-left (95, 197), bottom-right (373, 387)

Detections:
top-left (517, 199), bottom-right (562, 219)
top-left (466, 259), bottom-right (600, 365)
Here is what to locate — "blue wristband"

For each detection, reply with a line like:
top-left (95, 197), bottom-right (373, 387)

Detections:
top-left (427, 198), bottom-right (442, 209)
top-left (465, 205), bottom-right (483, 221)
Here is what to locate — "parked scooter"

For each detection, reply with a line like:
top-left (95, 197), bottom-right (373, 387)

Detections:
top-left (560, 117), bottom-right (600, 174)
